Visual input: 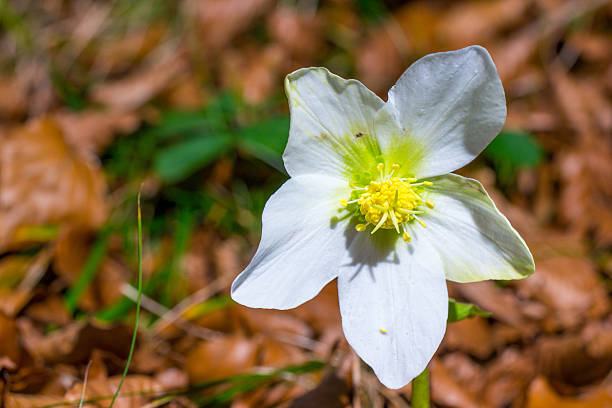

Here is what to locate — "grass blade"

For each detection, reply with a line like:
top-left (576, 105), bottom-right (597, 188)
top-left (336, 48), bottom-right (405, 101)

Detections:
top-left (109, 190), bottom-right (144, 407)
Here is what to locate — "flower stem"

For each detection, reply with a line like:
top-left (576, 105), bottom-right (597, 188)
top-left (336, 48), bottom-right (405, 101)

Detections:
top-left (411, 366), bottom-right (430, 408)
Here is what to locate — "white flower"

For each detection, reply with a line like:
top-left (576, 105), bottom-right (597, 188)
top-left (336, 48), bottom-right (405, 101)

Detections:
top-left (231, 46), bottom-right (534, 389)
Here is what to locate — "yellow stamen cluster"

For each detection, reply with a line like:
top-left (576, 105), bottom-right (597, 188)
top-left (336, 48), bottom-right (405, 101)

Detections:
top-left (341, 163), bottom-right (434, 242)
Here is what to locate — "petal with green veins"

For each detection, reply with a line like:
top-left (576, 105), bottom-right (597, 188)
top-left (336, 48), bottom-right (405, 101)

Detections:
top-left (418, 173), bottom-right (535, 282)
top-left (283, 67), bottom-right (385, 179)
top-left (377, 45), bottom-right (506, 178)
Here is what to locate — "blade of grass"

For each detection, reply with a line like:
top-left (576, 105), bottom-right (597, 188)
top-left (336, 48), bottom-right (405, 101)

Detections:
top-left (78, 360), bottom-right (92, 408)
top-left (109, 190), bottom-right (144, 407)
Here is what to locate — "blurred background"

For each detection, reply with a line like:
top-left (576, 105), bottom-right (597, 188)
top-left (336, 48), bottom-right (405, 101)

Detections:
top-left (0, 0), bottom-right (611, 407)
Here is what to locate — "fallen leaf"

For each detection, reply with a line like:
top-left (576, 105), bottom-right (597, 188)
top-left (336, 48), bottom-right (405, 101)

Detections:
top-left (515, 257), bottom-right (610, 331)
top-left (535, 322), bottom-right (612, 387)
top-left (0, 314), bottom-right (21, 367)
top-left (91, 49), bottom-right (187, 110)
top-left (54, 109), bottom-right (140, 155)
top-left (526, 376), bottom-right (612, 408)
top-left (187, 0), bottom-right (275, 53)
top-left (18, 320), bottom-right (132, 365)
top-left (0, 118), bottom-right (107, 248)
top-left (185, 336), bottom-right (258, 383)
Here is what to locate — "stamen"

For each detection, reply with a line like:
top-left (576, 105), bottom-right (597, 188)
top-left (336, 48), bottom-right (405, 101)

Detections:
top-left (340, 166), bottom-right (435, 242)
top-left (414, 215), bottom-right (427, 228)
top-left (397, 208), bottom-right (424, 215)
top-left (389, 210), bottom-right (400, 233)
top-left (371, 211), bottom-right (388, 234)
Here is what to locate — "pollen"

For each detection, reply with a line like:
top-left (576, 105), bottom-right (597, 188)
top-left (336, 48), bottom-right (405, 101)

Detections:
top-left (340, 163), bottom-right (435, 241)
top-left (380, 328), bottom-right (388, 334)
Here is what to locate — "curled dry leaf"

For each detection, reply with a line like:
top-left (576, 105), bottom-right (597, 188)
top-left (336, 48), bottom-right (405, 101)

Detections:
top-left (267, 5), bottom-right (324, 62)
top-left (259, 338), bottom-right (306, 368)
top-left (357, 2), bottom-right (439, 94)
top-left (483, 348), bottom-right (535, 407)
top-left (430, 358), bottom-right (480, 408)
top-left (220, 44), bottom-right (285, 104)
top-left (526, 376), bottom-right (612, 408)
top-left (185, 335), bottom-right (258, 383)
top-left (290, 372), bottom-right (349, 408)
top-left (24, 295), bottom-right (71, 326)
top-left (456, 281), bottom-right (528, 328)
top-left (515, 257), bottom-right (610, 331)
top-left (54, 109), bottom-right (140, 155)
top-left (17, 319), bottom-right (132, 365)
top-left (90, 49), bottom-right (187, 110)
top-left (439, 0), bottom-right (529, 48)
top-left (93, 23), bottom-right (168, 75)
top-left (0, 314), bottom-right (21, 367)
top-left (441, 352), bottom-right (486, 398)
top-left (187, 0), bottom-right (275, 53)
top-left (4, 394), bottom-right (66, 408)
top-left (65, 375), bottom-right (163, 408)
top-left (535, 321), bottom-right (612, 387)
top-left (0, 118), bottom-right (107, 248)
top-left (443, 316), bottom-right (495, 359)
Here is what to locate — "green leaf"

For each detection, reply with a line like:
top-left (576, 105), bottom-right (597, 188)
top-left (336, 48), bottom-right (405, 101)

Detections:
top-left (154, 134), bottom-right (233, 183)
top-left (483, 130), bottom-right (544, 185)
top-left (236, 116), bottom-right (289, 173)
top-left (448, 298), bottom-right (490, 323)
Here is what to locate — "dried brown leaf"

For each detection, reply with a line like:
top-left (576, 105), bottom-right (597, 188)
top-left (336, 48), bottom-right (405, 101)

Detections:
top-left (0, 118), bottom-right (107, 248)
top-left (526, 376), bottom-right (612, 408)
top-left (185, 336), bottom-right (258, 383)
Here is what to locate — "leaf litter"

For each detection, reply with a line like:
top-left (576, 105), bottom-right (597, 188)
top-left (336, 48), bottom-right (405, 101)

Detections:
top-left (0, 0), bottom-right (611, 406)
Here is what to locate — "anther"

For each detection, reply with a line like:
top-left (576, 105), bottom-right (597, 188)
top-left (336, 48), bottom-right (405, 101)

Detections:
top-left (339, 199), bottom-right (348, 207)
top-left (380, 328), bottom-right (388, 334)
top-left (425, 201), bottom-right (434, 209)
top-left (402, 232), bottom-right (411, 242)
top-left (355, 223), bottom-right (367, 232)
top-left (377, 163), bottom-right (384, 172)
top-left (423, 181), bottom-right (433, 186)
top-left (415, 216), bottom-right (427, 228)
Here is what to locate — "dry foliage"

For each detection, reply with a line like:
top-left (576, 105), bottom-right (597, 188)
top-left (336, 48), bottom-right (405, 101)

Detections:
top-left (0, 0), bottom-right (610, 407)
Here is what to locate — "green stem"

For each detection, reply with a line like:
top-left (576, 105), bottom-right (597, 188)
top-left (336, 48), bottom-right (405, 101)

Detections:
top-left (109, 191), bottom-right (144, 408)
top-left (411, 366), bottom-right (430, 408)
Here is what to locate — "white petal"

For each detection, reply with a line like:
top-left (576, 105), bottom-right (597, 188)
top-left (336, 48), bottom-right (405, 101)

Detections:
top-left (377, 45), bottom-right (506, 178)
top-left (338, 231), bottom-right (448, 389)
top-left (419, 173), bottom-right (534, 282)
top-left (231, 174), bottom-right (352, 309)
top-left (283, 67), bottom-right (385, 179)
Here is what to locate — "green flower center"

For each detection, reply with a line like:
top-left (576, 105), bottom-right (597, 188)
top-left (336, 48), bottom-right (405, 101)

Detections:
top-left (340, 163), bottom-right (434, 242)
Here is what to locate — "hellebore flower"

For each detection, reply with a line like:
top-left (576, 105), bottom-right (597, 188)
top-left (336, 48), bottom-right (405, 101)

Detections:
top-left (231, 45), bottom-right (534, 388)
